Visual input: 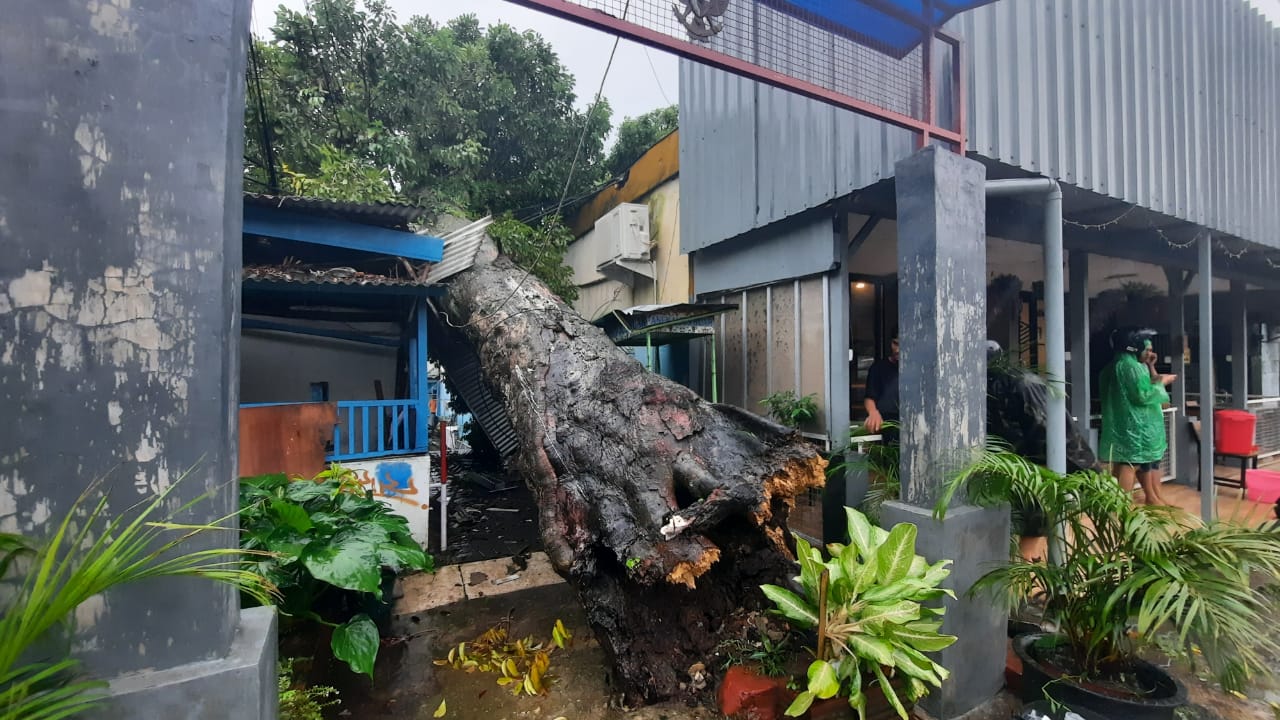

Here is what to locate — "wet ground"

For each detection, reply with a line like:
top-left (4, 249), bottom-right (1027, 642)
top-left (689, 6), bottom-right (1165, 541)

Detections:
top-left (301, 582), bottom-right (719, 720)
top-left (282, 456), bottom-right (1279, 720)
top-left (430, 455), bottom-right (542, 567)
top-left (284, 456), bottom-right (714, 719)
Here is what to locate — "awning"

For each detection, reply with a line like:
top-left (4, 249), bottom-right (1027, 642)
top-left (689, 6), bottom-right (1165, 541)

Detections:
top-left (593, 303), bottom-right (739, 347)
top-left (761, 0), bottom-right (1000, 57)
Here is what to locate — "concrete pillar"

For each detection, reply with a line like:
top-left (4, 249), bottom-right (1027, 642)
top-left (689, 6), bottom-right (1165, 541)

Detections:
top-left (1069, 251), bottom-right (1091, 437)
top-left (1166, 269), bottom-right (1194, 486)
top-left (882, 147), bottom-right (1007, 719)
top-left (1231, 280), bottom-right (1249, 409)
top-left (0, 2), bottom-right (275, 718)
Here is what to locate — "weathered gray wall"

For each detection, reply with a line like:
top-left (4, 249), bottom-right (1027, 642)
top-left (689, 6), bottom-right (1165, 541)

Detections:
top-left (894, 147), bottom-right (988, 505)
top-left (681, 0), bottom-right (1280, 251)
top-left (0, 0), bottom-right (249, 676)
top-left (691, 214), bottom-right (837, 296)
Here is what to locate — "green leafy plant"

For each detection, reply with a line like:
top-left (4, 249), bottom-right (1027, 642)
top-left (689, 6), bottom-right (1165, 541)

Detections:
top-left (604, 105), bottom-right (677, 177)
top-left (939, 460), bottom-right (1280, 693)
top-left (761, 508), bottom-right (957, 719)
top-left (239, 467), bottom-right (433, 677)
top-left (760, 391), bottom-right (820, 429)
top-left (433, 619), bottom-right (574, 696)
top-left (245, 5), bottom-right (613, 217)
top-left (715, 633), bottom-right (792, 678)
top-left (278, 658), bottom-right (341, 720)
top-left (750, 635), bottom-right (792, 678)
top-left (832, 425), bottom-right (1052, 540)
top-left (1, 481), bottom-right (271, 720)
top-left (487, 215), bottom-right (579, 302)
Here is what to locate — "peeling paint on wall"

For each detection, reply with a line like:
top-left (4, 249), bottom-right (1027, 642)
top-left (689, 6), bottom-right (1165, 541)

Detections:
top-left (1, 0), bottom-right (254, 677)
top-left (86, 0), bottom-right (136, 47)
top-left (0, 252), bottom-right (196, 508)
top-left (74, 118), bottom-right (111, 189)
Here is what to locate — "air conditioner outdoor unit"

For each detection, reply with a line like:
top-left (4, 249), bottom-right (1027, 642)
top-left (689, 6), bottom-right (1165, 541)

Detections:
top-left (597, 203), bottom-right (650, 261)
top-left (594, 203), bottom-right (653, 284)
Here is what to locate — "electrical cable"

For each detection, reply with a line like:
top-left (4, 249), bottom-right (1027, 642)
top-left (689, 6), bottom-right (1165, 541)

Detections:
top-left (453, 0), bottom-right (633, 332)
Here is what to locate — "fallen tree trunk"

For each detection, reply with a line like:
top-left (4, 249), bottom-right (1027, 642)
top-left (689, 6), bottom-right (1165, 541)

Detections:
top-left (438, 239), bottom-right (825, 704)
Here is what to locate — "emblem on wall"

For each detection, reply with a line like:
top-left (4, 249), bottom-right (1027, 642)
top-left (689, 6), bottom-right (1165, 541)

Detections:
top-left (673, 0), bottom-right (730, 40)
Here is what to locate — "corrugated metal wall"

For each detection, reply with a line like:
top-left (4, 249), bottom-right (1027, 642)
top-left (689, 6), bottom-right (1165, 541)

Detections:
top-left (681, 0), bottom-right (1280, 251)
top-left (958, 0), bottom-right (1279, 248)
top-left (709, 275), bottom-right (830, 437)
top-left (679, 59), bottom-right (916, 252)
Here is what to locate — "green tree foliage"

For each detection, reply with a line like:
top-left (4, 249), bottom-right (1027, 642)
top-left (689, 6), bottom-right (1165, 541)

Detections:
top-left (245, 0), bottom-right (612, 216)
top-left (487, 215), bottom-right (579, 302)
top-left (603, 105), bottom-right (677, 178)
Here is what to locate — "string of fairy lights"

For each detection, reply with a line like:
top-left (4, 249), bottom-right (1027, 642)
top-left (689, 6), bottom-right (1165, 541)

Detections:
top-left (1064, 203), bottom-right (1279, 269)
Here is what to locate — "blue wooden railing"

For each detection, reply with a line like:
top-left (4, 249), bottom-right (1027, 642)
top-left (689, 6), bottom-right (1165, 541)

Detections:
top-left (330, 399), bottom-right (426, 462)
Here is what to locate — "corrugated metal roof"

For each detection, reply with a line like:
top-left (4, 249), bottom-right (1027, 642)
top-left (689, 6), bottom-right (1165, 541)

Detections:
top-left (426, 216), bottom-right (493, 283)
top-left (243, 264), bottom-right (432, 288)
top-left (243, 193), bottom-right (430, 229)
top-left (427, 306), bottom-right (520, 458)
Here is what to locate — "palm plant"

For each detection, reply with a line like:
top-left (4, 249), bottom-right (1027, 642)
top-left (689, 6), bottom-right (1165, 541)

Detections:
top-left (938, 461), bottom-right (1280, 692)
top-left (832, 426), bottom-right (1049, 540)
top-left (0, 480), bottom-right (272, 719)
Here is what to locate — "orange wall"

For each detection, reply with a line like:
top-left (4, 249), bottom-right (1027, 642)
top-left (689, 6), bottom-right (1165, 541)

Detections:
top-left (571, 130), bottom-right (679, 237)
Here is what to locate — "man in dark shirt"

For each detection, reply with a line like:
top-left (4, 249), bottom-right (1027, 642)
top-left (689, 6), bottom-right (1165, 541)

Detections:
top-left (864, 331), bottom-right (899, 436)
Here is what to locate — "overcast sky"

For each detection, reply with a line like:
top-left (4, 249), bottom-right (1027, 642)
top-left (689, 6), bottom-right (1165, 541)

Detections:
top-left (252, 0), bottom-right (1280, 138)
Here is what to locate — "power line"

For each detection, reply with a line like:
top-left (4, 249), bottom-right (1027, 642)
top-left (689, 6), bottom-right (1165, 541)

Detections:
top-left (643, 47), bottom-right (672, 106)
top-left (248, 38), bottom-right (281, 194)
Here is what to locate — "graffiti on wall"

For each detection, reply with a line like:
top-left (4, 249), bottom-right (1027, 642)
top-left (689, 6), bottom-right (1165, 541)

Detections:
top-left (345, 454), bottom-right (435, 547)
top-left (350, 458), bottom-right (431, 510)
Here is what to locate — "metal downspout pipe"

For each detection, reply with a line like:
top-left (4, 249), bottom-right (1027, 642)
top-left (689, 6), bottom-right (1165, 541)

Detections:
top-left (986, 179), bottom-right (1067, 476)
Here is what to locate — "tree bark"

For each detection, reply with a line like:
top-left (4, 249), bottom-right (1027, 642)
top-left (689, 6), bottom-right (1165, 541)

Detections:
top-left (438, 240), bottom-right (826, 704)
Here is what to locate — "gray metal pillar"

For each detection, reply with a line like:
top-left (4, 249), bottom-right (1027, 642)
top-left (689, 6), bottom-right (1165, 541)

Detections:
top-left (1166, 269), bottom-right (1194, 485)
top-left (986, 178), bottom-right (1066, 475)
top-left (1042, 189), bottom-right (1067, 474)
top-left (1199, 237), bottom-right (1216, 522)
top-left (1231, 280), bottom-right (1249, 409)
top-left (1069, 251), bottom-right (1091, 438)
top-left (0, 2), bottom-right (275, 718)
top-left (882, 147), bottom-right (1006, 719)
top-left (823, 215), bottom-right (854, 543)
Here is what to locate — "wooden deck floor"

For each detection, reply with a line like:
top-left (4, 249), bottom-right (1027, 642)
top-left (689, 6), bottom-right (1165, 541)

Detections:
top-left (1156, 481), bottom-right (1274, 525)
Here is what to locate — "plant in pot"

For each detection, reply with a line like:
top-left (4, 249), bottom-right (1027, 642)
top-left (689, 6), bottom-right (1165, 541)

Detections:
top-left (834, 429), bottom-right (1050, 558)
top-left (760, 507), bottom-right (956, 720)
top-left (938, 458), bottom-right (1280, 720)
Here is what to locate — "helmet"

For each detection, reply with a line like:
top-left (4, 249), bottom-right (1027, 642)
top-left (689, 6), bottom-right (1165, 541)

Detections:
top-left (1112, 327), bottom-right (1157, 354)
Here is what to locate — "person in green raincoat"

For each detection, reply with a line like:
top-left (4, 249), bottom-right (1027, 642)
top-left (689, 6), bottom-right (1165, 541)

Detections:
top-left (1098, 328), bottom-right (1177, 505)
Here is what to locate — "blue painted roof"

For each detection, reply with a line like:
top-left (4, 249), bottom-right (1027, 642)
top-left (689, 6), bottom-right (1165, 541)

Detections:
top-left (761, 0), bottom-right (999, 57)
